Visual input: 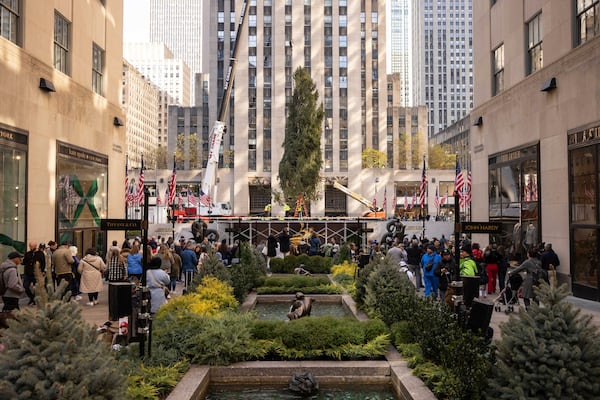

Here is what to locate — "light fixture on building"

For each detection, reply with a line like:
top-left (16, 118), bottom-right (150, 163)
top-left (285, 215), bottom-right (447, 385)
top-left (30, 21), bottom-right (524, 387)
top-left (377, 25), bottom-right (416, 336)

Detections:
top-left (39, 78), bottom-right (56, 92)
top-left (540, 77), bottom-right (557, 92)
top-left (473, 116), bottom-right (483, 126)
top-left (113, 117), bottom-right (124, 127)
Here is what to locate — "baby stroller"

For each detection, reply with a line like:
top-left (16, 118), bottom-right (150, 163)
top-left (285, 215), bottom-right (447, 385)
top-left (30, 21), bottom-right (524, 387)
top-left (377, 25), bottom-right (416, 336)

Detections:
top-left (494, 273), bottom-right (523, 313)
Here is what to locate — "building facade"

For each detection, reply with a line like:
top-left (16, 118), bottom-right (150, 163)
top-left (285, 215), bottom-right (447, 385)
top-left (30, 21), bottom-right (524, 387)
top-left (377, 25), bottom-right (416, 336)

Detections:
top-left (388, 0), bottom-right (425, 107)
top-left (206, 0), bottom-right (390, 218)
top-left (424, 0), bottom-right (474, 136)
top-left (0, 0), bottom-right (126, 258)
top-left (472, 0), bottom-right (600, 300)
top-left (122, 60), bottom-right (159, 168)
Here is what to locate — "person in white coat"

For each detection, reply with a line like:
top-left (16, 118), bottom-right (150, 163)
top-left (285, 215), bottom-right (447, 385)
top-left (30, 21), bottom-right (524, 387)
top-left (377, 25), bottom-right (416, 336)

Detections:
top-left (146, 256), bottom-right (171, 314)
top-left (78, 248), bottom-right (106, 306)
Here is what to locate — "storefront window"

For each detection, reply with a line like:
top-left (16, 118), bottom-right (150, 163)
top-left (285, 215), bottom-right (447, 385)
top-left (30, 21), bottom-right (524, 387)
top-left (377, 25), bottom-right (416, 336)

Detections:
top-left (0, 126), bottom-right (27, 256)
top-left (568, 122), bottom-right (600, 299)
top-left (488, 144), bottom-right (539, 261)
top-left (56, 142), bottom-right (108, 251)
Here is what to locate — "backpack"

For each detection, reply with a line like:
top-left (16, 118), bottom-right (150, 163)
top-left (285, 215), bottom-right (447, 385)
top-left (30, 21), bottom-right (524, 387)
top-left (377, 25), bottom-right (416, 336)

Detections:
top-left (0, 267), bottom-right (7, 296)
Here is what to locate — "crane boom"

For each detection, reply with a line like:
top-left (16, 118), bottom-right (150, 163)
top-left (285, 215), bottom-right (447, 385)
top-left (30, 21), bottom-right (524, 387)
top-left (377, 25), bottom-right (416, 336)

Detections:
top-left (333, 181), bottom-right (382, 213)
top-left (201, 0), bottom-right (248, 202)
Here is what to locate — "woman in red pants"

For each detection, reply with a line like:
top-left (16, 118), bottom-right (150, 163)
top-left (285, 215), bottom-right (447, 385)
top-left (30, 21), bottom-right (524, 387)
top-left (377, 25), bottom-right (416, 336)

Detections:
top-left (484, 244), bottom-right (501, 294)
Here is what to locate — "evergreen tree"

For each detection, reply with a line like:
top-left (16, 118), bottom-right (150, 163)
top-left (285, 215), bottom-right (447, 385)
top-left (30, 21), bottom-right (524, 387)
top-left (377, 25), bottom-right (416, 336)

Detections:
top-left (488, 283), bottom-right (600, 399)
top-left (278, 67), bottom-right (324, 209)
top-left (0, 271), bottom-right (126, 399)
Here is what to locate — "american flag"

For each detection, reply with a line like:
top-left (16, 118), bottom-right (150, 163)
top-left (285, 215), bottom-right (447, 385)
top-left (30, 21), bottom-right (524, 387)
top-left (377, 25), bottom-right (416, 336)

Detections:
top-left (187, 189), bottom-right (198, 206)
top-left (418, 159), bottom-right (427, 207)
top-left (156, 188), bottom-right (162, 206)
top-left (585, 182), bottom-right (595, 203)
top-left (136, 158), bottom-right (145, 205)
top-left (178, 194), bottom-right (183, 206)
top-left (454, 159), bottom-right (464, 197)
top-left (434, 187), bottom-right (440, 209)
top-left (411, 189), bottom-right (417, 209)
top-left (524, 175), bottom-right (538, 202)
top-left (404, 190), bottom-right (408, 209)
top-left (198, 189), bottom-right (211, 207)
top-left (440, 191), bottom-right (448, 206)
top-left (372, 193), bottom-right (377, 209)
top-left (382, 186), bottom-right (387, 213)
top-left (460, 170), bottom-right (472, 207)
top-left (167, 161), bottom-right (177, 205)
top-left (125, 156), bottom-right (129, 206)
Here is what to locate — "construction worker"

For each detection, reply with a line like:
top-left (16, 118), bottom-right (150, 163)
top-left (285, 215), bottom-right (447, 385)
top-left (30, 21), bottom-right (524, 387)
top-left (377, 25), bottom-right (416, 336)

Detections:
top-left (264, 203), bottom-right (272, 216)
top-left (284, 203), bottom-right (291, 217)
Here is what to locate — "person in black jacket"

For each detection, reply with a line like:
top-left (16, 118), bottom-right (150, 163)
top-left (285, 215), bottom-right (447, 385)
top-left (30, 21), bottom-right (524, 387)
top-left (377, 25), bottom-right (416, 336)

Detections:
top-left (406, 240), bottom-right (423, 290)
top-left (435, 248), bottom-right (456, 305)
top-left (22, 241), bottom-right (46, 305)
top-left (278, 227), bottom-right (291, 257)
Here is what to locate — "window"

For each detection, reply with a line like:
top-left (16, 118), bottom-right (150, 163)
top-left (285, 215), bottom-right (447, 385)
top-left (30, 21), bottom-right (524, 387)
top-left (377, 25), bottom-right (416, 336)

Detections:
top-left (493, 44), bottom-right (504, 95)
top-left (92, 44), bottom-right (104, 95)
top-left (577, 0), bottom-right (600, 45)
top-left (527, 14), bottom-right (543, 74)
top-left (54, 12), bottom-right (70, 75)
top-left (0, 0), bottom-right (19, 44)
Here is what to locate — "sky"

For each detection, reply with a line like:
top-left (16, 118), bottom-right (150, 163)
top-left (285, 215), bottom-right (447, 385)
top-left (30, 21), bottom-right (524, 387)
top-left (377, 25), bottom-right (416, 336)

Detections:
top-left (123, 0), bottom-right (150, 42)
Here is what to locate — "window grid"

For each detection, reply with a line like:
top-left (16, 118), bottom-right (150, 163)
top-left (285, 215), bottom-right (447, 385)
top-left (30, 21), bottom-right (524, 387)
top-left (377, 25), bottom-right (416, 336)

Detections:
top-left (0, 0), bottom-right (19, 43)
top-left (527, 14), bottom-right (543, 74)
top-left (577, 0), bottom-right (600, 45)
top-left (493, 44), bottom-right (504, 96)
top-left (54, 12), bottom-right (70, 75)
top-left (92, 44), bottom-right (104, 95)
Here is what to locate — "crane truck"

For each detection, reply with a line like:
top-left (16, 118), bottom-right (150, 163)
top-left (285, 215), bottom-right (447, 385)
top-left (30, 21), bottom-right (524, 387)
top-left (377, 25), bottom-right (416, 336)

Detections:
top-left (332, 181), bottom-right (386, 218)
top-left (168, 0), bottom-right (248, 243)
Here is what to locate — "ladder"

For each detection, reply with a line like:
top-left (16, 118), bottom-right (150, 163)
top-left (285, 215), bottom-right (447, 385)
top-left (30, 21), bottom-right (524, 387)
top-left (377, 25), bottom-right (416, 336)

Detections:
top-left (293, 195), bottom-right (309, 217)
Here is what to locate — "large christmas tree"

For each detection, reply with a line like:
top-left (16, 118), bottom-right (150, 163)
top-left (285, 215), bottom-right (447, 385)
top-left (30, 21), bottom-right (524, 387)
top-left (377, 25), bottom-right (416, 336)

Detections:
top-left (488, 283), bottom-right (600, 399)
top-left (0, 273), bottom-right (126, 399)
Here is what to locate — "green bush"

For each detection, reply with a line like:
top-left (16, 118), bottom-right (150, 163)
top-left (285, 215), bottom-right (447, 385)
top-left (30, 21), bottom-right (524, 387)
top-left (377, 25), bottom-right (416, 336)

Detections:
top-left (0, 281), bottom-right (127, 399)
top-left (250, 316), bottom-right (389, 360)
top-left (270, 253), bottom-right (333, 274)
top-left (195, 251), bottom-right (232, 286)
top-left (261, 275), bottom-right (331, 287)
top-left (390, 321), bottom-right (414, 345)
top-left (153, 311), bottom-right (267, 366)
top-left (363, 258), bottom-right (417, 326)
top-left (256, 285), bottom-right (342, 295)
top-left (487, 283), bottom-right (600, 400)
top-left (126, 361), bottom-right (189, 400)
top-left (228, 241), bottom-right (266, 302)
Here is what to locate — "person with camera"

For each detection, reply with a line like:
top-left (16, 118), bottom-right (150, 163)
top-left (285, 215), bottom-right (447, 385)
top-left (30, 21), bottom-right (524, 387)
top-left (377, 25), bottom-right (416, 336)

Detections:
top-left (435, 248), bottom-right (456, 305)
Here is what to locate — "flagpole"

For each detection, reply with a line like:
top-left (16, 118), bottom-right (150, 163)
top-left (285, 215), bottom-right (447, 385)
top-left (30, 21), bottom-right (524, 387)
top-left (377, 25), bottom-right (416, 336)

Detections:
top-left (421, 154), bottom-right (426, 240)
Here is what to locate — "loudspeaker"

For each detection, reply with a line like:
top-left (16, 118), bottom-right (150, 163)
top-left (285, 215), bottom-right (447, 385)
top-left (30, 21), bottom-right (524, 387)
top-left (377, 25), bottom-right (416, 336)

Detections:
top-left (462, 276), bottom-right (480, 307)
top-left (467, 298), bottom-right (494, 334)
top-left (108, 282), bottom-right (133, 321)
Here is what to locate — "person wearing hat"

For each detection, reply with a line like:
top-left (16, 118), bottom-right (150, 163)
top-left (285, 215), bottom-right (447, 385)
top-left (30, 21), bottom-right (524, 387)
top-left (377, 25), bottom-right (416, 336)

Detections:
top-left (459, 245), bottom-right (477, 277)
top-left (420, 245), bottom-right (441, 299)
top-left (1, 252), bottom-right (25, 311)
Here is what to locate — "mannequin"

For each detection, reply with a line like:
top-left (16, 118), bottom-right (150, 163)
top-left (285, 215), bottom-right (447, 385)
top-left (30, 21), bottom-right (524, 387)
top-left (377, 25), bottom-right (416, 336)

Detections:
top-left (524, 222), bottom-right (537, 248)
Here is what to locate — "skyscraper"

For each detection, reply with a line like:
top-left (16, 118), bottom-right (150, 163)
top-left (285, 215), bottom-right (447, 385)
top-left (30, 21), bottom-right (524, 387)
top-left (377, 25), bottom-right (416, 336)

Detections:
top-left (206, 0), bottom-right (388, 216)
top-left (388, 0), bottom-right (425, 107)
top-left (149, 0), bottom-right (211, 104)
top-left (423, 0), bottom-right (473, 136)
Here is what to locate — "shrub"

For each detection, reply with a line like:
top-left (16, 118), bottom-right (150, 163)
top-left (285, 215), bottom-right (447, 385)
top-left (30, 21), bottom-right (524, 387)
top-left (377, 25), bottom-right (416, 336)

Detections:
top-left (229, 241), bottom-right (266, 302)
top-left (331, 260), bottom-right (357, 281)
top-left (195, 251), bottom-right (231, 285)
top-left (0, 280), bottom-right (127, 399)
top-left (487, 283), bottom-right (600, 400)
top-left (156, 276), bottom-right (238, 320)
top-left (126, 361), bottom-right (189, 400)
top-left (332, 243), bottom-right (353, 265)
top-left (250, 316), bottom-right (389, 360)
top-left (153, 311), bottom-right (266, 366)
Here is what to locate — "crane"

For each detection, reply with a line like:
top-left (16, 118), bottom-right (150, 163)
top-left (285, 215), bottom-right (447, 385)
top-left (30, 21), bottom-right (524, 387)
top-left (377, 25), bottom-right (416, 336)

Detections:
top-left (200, 0), bottom-right (248, 213)
top-left (332, 181), bottom-right (385, 218)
